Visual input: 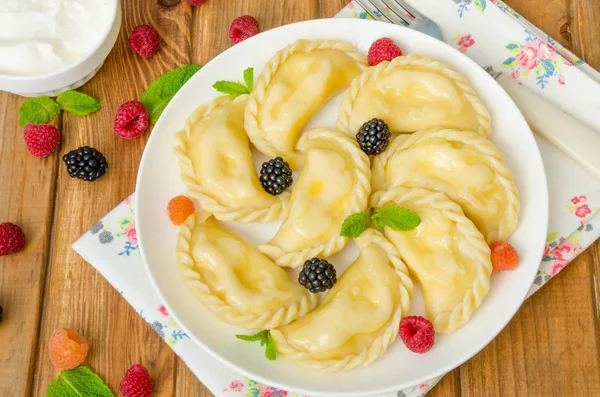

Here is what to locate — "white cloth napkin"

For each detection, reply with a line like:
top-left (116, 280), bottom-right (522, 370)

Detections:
top-left (73, 1), bottom-right (600, 396)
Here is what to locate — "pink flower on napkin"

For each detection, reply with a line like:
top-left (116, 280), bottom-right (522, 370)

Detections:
top-left (575, 204), bottom-right (592, 218)
top-left (558, 75), bottom-right (566, 85)
top-left (229, 380), bottom-right (244, 392)
top-left (126, 226), bottom-right (138, 245)
top-left (258, 384), bottom-right (289, 397)
top-left (261, 389), bottom-right (288, 397)
top-left (456, 33), bottom-right (475, 53)
top-left (551, 239), bottom-right (581, 276)
top-left (157, 304), bottom-right (169, 316)
top-left (571, 195), bottom-right (587, 205)
top-left (538, 42), bottom-right (558, 59)
top-left (516, 42), bottom-right (540, 70)
top-left (511, 70), bottom-right (520, 79)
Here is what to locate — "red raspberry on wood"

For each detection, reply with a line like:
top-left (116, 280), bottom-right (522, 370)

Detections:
top-left (120, 364), bottom-right (153, 397)
top-left (129, 25), bottom-right (161, 58)
top-left (113, 101), bottom-right (149, 139)
top-left (229, 15), bottom-right (260, 44)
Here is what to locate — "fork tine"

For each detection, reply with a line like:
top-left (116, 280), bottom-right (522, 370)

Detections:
top-left (387, 0), bottom-right (425, 22)
top-left (380, 0), bottom-right (418, 23)
top-left (371, 0), bottom-right (411, 26)
top-left (354, 0), bottom-right (394, 23)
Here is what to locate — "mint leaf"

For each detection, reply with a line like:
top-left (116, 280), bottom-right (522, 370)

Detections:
top-left (265, 331), bottom-right (277, 361)
top-left (19, 96), bottom-right (60, 127)
top-left (372, 216), bottom-right (386, 232)
top-left (372, 206), bottom-right (421, 231)
top-left (57, 90), bottom-right (101, 116)
top-left (243, 67), bottom-right (254, 92)
top-left (340, 210), bottom-right (372, 238)
top-left (213, 67), bottom-right (255, 97)
top-left (236, 330), bottom-right (276, 361)
top-left (212, 81), bottom-right (249, 96)
top-left (47, 366), bottom-right (114, 397)
top-left (236, 330), bottom-right (268, 342)
top-left (140, 64), bottom-right (201, 125)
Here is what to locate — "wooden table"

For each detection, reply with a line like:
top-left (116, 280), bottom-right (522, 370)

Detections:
top-left (1, 1), bottom-right (599, 396)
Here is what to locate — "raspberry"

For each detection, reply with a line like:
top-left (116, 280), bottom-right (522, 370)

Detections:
top-left (23, 123), bottom-right (60, 158)
top-left (114, 101), bottom-right (149, 139)
top-left (129, 25), bottom-right (161, 58)
top-left (229, 15), bottom-right (260, 44)
top-left (490, 241), bottom-right (519, 272)
top-left (367, 37), bottom-right (403, 66)
top-left (120, 364), bottom-right (153, 397)
top-left (48, 328), bottom-right (89, 370)
top-left (187, 0), bottom-right (206, 5)
top-left (0, 222), bottom-right (26, 257)
top-left (399, 316), bottom-right (435, 353)
top-left (167, 195), bottom-right (195, 226)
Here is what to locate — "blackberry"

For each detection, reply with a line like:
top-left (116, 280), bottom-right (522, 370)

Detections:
top-left (63, 146), bottom-right (108, 182)
top-left (298, 258), bottom-right (337, 293)
top-left (259, 157), bottom-right (293, 196)
top-left (356, 118), bottom-right (391, 155)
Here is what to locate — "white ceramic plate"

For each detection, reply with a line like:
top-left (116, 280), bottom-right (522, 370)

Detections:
top-left (136, 18), bottom-right (548, 397)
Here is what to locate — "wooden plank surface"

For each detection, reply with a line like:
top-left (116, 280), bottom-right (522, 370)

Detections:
top-left (0, 0), bottom-right (599, 396)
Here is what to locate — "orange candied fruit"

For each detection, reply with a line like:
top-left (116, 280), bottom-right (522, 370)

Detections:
top-left (167, 195), bottom-right (195, 225)
top-left (48, 328), bottom-right (89, 370)
top-left (490, 241), bottom-right (519, 272)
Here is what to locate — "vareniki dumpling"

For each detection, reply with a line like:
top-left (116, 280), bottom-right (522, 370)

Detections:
top-left (245, 39), bottom-right (367, 168)
top-left (175, 95), bottom-right (289, 223)
top-left (271, 228), bottom-right (413, 372)
top-left (371, 187), bottom-right (492, 333)
top-left (371, 129), bottom-right (519, 242)
top-left (338, 54), bottom-right (491, 137)
top-left (259, 128), bottom-right (371, 268)
top-left (176, 212), bottom-right (318, 330)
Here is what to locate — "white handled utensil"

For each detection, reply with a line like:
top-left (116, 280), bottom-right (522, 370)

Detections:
top-left (354, 0), bottom-right (600, 179)
top-left (486, 68), bottom-right (600, 179)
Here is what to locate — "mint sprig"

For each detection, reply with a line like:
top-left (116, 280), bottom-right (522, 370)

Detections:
top-left (371, 206), bottom-right (421, 232)
top-left (47, 366), bottom-right (114, 397)
top-left (19, 96), bottom-right (60, 127)
top-left (340, 210), bottom-right (373, 238)
top-left (236, 330), bottom-right (276, 361)
top-left (340, 206), bottom-right (421, 238)
top-left (57, 90), bottom-right (101, 116)
top-left (140, 64), bottom-right (201, 125)
top-left (213, 67), bottom-right (254, 97)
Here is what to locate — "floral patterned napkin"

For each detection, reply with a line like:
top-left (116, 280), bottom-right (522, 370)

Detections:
top-left (73, 1), bottom-right (600, 396)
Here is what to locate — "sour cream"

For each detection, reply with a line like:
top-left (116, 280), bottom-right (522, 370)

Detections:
top-left (0, 0), bottom-right (115, 76)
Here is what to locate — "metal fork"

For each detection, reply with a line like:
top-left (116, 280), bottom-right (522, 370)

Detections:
top-left (354, 0), bottom-right (444, 41)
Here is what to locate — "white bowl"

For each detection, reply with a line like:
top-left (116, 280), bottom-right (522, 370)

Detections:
top-left (136, 19), bottom-right (549, 397)
top-left (0, 0), bottom-right (121, 97)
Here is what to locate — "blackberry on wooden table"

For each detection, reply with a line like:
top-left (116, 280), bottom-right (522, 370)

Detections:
top-left (298, 258), bottom-right (337, 293)
top-left (63, 146), bottom-right (108, 182)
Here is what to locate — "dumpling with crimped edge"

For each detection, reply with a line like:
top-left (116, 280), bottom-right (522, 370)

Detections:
top-left (337, 54), bottom-right (491, 137)
top-left (258, 127), bottom-right (371, 268)
top-left (371, 129), bottom-right (519, 243)
top-left (176, 212), bottom-right (318, 330)
top-left (270, 228), bottom-right (413, 372)
top-left (371, 187), bottom-right (492, 333)
top-left (175, 95), bottom-right (289, 223)
top-left (245, 39), bottom-right (367, 168)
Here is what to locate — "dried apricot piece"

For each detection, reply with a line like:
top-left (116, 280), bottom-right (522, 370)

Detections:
top-left (48, 328), bottom-right (89, 370)
top-left (167, 195), bottom-right (195, 225)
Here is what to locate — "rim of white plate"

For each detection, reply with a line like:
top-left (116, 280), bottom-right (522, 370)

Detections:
top-left (135, 18), bottom-right (549, 397)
